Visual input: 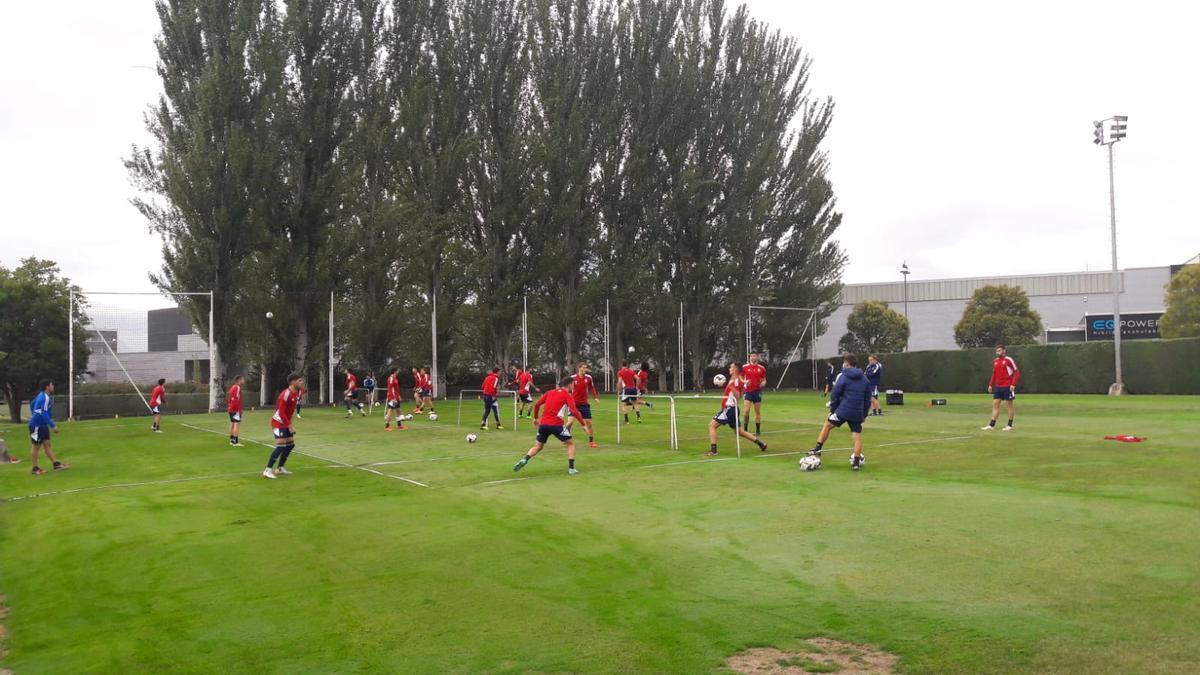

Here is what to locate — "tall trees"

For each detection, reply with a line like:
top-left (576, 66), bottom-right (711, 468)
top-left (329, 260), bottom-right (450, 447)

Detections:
top-left (838, 301), bottom-right (909, 354)
top-left (1160, 265), bottom-right (1200, 339)
top-left (954, 285), bottom-right (1043, 348)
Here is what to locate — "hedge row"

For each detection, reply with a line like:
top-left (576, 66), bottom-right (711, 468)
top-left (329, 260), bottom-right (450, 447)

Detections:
top-left (873, 337), bottom-right (1200, 394)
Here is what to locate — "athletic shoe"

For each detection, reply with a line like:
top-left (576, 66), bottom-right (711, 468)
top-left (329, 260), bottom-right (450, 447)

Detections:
top-left (384, 426), bottom-right (393, 432)
top-left (274, 467), bottom-right (292, 476)
top-left (512, 457), bottom-right (529, 472)
top-left (233, 443), bottom-right (245, 447)
top-left (496, 425), bottom-right (505, 430)
top-left (588, 441), bottom-right (598, 449)
top-left (480, 425), bottom-right (487, 431)
top-left (261, 468), bottom-right (277, 479)
top-left (568, 468), bottom-right (579, 475)
top-left (53, 462), bottom-right (70, 471)
top-left (758, 442), bottom-right (768, 453)
top-left (1002, 425), bottom-right (1013, 432)
top-left (645, 401), bottom-right (654, 409)
top-left (4, 457), bottom-right (21, 464)
top-left (706, 449), bottom-right (718, 457)
top-left (295, 413), bottom-right (303, 419)
top-left (806, 447), bottom-right (823, 456)
top-left (31, 466), bottom-right (47, 475)
top-left (153, 429), bottom-right (163, 434)
top-left (980, 425), bottom-right (994, 431)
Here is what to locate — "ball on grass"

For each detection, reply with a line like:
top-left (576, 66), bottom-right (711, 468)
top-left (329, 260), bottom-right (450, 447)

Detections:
top-left (428, 413), bottom-right (439, 421)
top-left (466, 433), bottom-right (478, 443)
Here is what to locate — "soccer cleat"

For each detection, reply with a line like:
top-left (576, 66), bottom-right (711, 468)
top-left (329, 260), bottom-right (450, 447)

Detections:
top-left (706, 449), bottom-right (719, 457)
top-left (32, 466), bottom-right (47, 475)
top-left (385, 426), bottom-right (393, 432)
top-left (496, 425), bottom-right (504, 430)
top-left (588, 441), bottom-right (598, 449)
top-left (274, 467), bottom-right (292, 476)
top-left (758, 442), bottom-right (768, 453)
top-left (806, 447), bottom-right (823, 456)
top-left (1002, 425), bottom-right (1013, 432)
top-left (53, 462), bottom-right (70, 471)
top-left (261, 468), bottom-right (277, 479)
top-left (480, 425), bottom-right (488, 431)
top-left (980, 425), bottom-right (994, 431)
top-left (568, 468), bottom-right (579, 475)
top-left (645, 401), bottom-right (653, 409)
top-left (513, 457), bottom-right (529, 472)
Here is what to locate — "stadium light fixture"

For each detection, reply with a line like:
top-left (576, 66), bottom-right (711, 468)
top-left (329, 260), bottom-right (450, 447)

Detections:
top-left (1093, 115), bottom-right (1128, 394)
top-left (900, 262), bottom-right (911, 351)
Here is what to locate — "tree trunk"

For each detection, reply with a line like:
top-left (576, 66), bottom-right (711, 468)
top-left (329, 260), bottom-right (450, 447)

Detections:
top-left (5, 384), bottom-right (21, 424)
top-left (260, 365), bottom-right (269, 407)
top-left (319, 362), bottom-right (328, 405)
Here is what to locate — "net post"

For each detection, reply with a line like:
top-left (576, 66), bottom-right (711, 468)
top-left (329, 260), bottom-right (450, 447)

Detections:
top-left (208, 291), bottom-right (216, 412)
top-left (68, 289), bottom-right (74, 421)
top-left (457, 391), bottom-right (465, 426)
top-left (328, 291), bottom-right (335, 406)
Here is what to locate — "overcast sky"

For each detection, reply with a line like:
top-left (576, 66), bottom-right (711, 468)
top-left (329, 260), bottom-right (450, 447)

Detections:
top-left (2, 0), bottom-right (1197, 293)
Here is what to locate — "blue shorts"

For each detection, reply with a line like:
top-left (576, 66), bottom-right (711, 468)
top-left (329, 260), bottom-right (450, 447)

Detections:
top-left (713, 406), bottom-right (738, 429)
top-left (483, 396), bottom-right (497, 409)
top-left (827, 412), bottom-right (863, 434)
top-left (620, 387), bottom-right (639, 403)
top-left (272, 427), bottom-right (294, 441)
top-left (150, 405), bottom-right (162, 415)
top-left (744, 390), bottom-right (762, 403)
top-left (569, 404), bottom-right (592, 420)
top-left (536, 424), bottom-right (572, 444)
top-left (419, 388), bottom-right (432, 397)
top-left (30, 425), bottom-right (51, 444)
top-left (229, 411), bottom-right (242, 423)
top-left (992, 387), bottom-right (1015, 401)
top-left (870, 386), bottom-right (880, 399)
top-left (519, 393), bottom-right (533, 404)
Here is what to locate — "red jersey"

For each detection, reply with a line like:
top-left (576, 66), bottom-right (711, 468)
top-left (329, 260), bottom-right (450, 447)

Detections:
top-left (742, 363), bottom-right (766, 393)
top-left (419, 372), bottom-right (431, 390)
top-left (150, 385), bottom-right (165, 407)
top-left (271, 387), bottom-right (299, 429)
top-left (617, 367), bottom-right (637, 389)
top-left (720, 377), bottom-right (743, 409)
top-left (482, 373), bottom-right (499, 397)
top-left (572, 373), bottom-right (597, 404)
top-left (989, 356), bottom-right (1021, 388)
top-left (517, 371), bottom-right (535, 394)
top-left (227, 383), bottom-right (242, 413)
top-left (636, 370), bottom-right (649, 392)
top-left (345, 373), bottom-right (357, 394)
top-left (534, 387), bottom-right (583, 426)
top-left (386, 374), bottom-right (400, 402)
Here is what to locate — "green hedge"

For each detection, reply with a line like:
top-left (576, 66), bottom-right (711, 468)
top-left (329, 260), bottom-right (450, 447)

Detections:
top-left (874, 337), bottom-right (1200, 394)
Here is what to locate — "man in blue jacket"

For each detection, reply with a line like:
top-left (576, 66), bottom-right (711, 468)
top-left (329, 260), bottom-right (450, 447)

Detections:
top-left (807, 354), bottom-right (872, 470)
top-left (28, 380), bottom-right (70, 475)
top-left (865, 354), bottom-right (884, 416)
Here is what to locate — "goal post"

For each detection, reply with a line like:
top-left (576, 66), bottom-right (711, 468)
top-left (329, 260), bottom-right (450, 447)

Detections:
top-left (614, 394), bottom-right (679, 450)
top-left (746, 304), bottom-right (820, 391)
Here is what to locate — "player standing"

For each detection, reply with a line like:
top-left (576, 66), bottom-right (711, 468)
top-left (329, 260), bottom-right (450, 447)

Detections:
top-left (384, 367), bottom-right (407, 431)
top-left (410, 367), bottom-right (425, 413)
top-left (617, 360), bottom-right (640, 424)
top-left (343, 369), bottom-right (365, 417)
top-left (512, 376), bottom-right (584, 475)
top-left (363, 373), bottom-right (378, 410)
top-left (707, 363), bottom-right (768, 456)
top-left (227, 375), bottom-right (244, 446)
top-left (982, 344), bottom-right (1020, 431)
top-left (263, 373), bottom-right (303, 478)
top-left (806, 354), bottom-right (871, 469)
top-left (822, 358), bottom-right (837, 397)
top-left (28, 380), bottom-right (69, 475)
top-left (866, 355), bottom-right (884, 416)
top-left (565, 362), bottom-right (601, 448)
top-left (149, 378), bottom-right (166, 432)
top-left (741, 352), bottom-right (766, 434)
top-left (419, 367), bottom-right (436, 414)
top-left (515, 366), bottom-right (540, 419)
top-left (480, 367), bottom-right (504, 430)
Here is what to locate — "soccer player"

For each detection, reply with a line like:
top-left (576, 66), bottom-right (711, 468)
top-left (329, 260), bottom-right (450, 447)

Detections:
top-left (295, 384), bottom-right (305, 419)
top-left (633, 361), bottom-right (654, 415)
top-left (741, 352), bottom-right (766, 434)
top-left (149, 378), bottom-right (166, 432)
top-left (227, 375), bottom-right (244, 446)
top-left (384, 367), bottom-right (407, 431)
top-left (343, 368), bottom-right (365, 417)
top-left (514, 365), bottom-right (540, 419)
top-left (822, 358), bottom-right (837, 397)
top-left (411, 367), bottom-right (425, 413)
top-left (707, 363), bottom-right (768, 456)
top-left (419, 367), bottom-right (436, 414)
top-left (617, 360), bottom-right (640, 423)
top-left (565, 362), bottom-right (601, 448)
top-left (363, 372), bottom-right (378, 410)
top-left (866, 355), bottom-right (885, 416)
top-left (480, 367), bottom-right (503, 430)
top-left (512, 376), bottom-right (584, 475)
top-left (28, 380), bottom-right (69, 475)
top-left (983, 344), bottom-right (1020, 431)
top-left (806, 354), bottom-right (871, 469)
top-left (263, 373), bottom-right (303, 479)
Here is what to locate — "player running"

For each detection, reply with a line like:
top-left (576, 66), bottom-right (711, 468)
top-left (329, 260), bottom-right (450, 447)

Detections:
top-left (982, 344), bottom-right (1020, 431)
top-left (866, 355), bottom-right (885, 416)
top-left (28, 380), bottom-right (69, 475)
top-left (512, 376), bottom-right (584, 475)
top-left (227, 375), bottom-right (244, 446)
top-left (806, 354), bottom-right (871, 469)
top-left (707, 363), bottom-right (768, 456)
top-left (633, 362), bottom-right (655, 415)
top-left (514, 365), bottom-right (540, 419)
top-left (384, 367), bottom-right (407, 431)
top-left (480, 367), bottom-right (504, 430)
top-left (343, 369), bottom-right (365, 417)
top-left (149, 378), bottom-right (166, 432)
top-left (263, 374), bottom-right (303, 478)
top-left (741, 352), bottom-right (766, 435)
top-left (565, 362), bottom-right (601, 448)
top-left (617, 360), bottom-right (641, 424)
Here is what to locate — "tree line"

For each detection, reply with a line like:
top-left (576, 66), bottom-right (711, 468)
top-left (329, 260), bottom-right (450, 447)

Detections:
top-left (128, 0), bottom-right (846, 396)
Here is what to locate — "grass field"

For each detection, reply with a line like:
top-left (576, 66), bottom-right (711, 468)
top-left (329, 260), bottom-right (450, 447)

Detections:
top-left (1, 392), bottom-right (1198, 673)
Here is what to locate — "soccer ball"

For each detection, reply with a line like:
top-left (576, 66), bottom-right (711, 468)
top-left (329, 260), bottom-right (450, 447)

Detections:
top-left (799, 456), bottom-right (821, 471)
top-left (627, 345), bottom-right (635, 353)
top-left (713, 373), bottom-right (727, 386)
top-left (428, 413), bottom-right (439, 421)
top-left (466, 433), bottom-right (478, 443)
top-left (265, 311), bottom-right (274, 319)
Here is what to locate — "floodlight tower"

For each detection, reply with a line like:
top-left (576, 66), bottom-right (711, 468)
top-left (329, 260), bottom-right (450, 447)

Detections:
top-left (1093, 115), bottom-right (1128, 395)
top-left (900, 261), bottom-right (910, 351)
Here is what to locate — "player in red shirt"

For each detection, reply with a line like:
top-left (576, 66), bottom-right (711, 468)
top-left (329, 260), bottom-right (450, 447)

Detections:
top-left (632, 361), bottom-right (656, 418)
top-left (227, 375), bottom-right (244, 446)
top-left (513, 366), bottom-right (541, 419)
top-left (384, 367), bottom-right (407, 431)
top-left (740, 352), bottom-right (767, 435)
top-left (564, 362), bottom-right (601, 448)
top-left (419, 367), bottom-right (436, 415)
top-left (480, 367), bottom-right (504, 430)
top-left (512, 376), bottom-right (584, 475)
top-left (343, 368), bottom-right (365, 417)
top-left (617, 360), bottom-right (640, 424)
top-left (149, 378), bottom-right (166, 433)
top-left (707, 362), bottom-right (767, 456)
top-left (263, 373), bottom-right (303, 479)
top-left (983, 344), bottom-right (1021, 431)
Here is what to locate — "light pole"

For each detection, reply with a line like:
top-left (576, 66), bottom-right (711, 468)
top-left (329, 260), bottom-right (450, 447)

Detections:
top-left (1093, 115), bottom-right (1127, 395)
top-left (900, 262), bottom-right (910, 351)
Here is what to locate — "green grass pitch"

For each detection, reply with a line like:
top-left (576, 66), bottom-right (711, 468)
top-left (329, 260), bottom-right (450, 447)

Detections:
top-left (1, 393), bottom-right (1197, 673)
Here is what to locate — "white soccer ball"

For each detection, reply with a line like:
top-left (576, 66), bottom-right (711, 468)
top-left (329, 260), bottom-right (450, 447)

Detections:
top-left (402, 414), bottom-right (413, 421)
top-left (713, 373), bottom-right (727, 386)
top-left (428, 413), bottom-right (439, 421)
top-left (627, 345), bottom-right (635, 353)
top-left (265, 311), bottom-right (274, 319)
top-left (466, 433), bottom-right (478, 443)
top-left (799, 456), bottom-right (822, 471)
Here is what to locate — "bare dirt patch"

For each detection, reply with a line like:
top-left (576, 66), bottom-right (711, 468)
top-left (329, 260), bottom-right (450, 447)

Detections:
top-left (726, 638), bottom-right (899, 675)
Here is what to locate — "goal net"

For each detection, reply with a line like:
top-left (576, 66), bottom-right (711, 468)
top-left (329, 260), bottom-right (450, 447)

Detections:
top-left (71, 291), bottom-right (215, 420)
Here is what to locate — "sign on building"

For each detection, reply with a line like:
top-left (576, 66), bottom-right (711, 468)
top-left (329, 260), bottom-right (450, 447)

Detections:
top-left (1084, 312), bottom-right (1163, 341)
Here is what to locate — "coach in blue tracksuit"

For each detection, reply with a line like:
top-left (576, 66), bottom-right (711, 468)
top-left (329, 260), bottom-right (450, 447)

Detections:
top-left (807, 354), bottom-right (872, 470)
top-left (865, 354), bottom-right (884, 416)
top-left (28, 380), bottom-right (70, 475)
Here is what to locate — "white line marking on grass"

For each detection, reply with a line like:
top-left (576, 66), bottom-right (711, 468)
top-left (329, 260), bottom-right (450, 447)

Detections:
top-left (362, 453), bottom-right (511, 467)
top-left (180, 423), bottom-right (431, 488)
top-left (754, 435), bottom-right (973, 458)
top-left (482, 477), bottom-right (530, 486)
top-left (672, 425), bottom-right (822, 443)
top-left (639, 457), bottom-right (737, 469)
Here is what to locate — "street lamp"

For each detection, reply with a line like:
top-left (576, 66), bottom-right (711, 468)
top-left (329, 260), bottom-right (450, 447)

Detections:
top-left (1093, 115), bottom-right (1128, 395)
top-left (900, 262), bottom-right (910, 351)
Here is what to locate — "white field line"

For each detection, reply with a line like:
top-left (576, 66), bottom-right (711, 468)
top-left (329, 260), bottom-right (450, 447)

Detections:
top-left (672, 425), bottom-right (823, 444)
top-left (755, 435), bottom-right (974, 458)
top-left (362, 453), bottom-right (512, 467)
top-left (481, 477), bottom-right (529, 486)
top-left (639, 457), bottom-right (737, 469)
top-left (180, 423), bottom-right (430, 488)
top-left (1, 465), bottom-right (344, 503)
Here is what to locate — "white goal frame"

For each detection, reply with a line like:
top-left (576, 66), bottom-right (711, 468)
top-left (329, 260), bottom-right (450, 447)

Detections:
top-left (614, 394), bottom-right (679, 450)
top-left (70, 290), bottom-right (215, 420)
top-left (746, 305), bottom-right (820, 391)
top-left (456, 389), bottom-right (520, 429)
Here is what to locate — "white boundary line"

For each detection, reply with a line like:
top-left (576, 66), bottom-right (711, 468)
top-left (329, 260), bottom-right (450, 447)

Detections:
top-left (639, 457), bottom-right (736, 469)
top-left (482, 477), bottom-right (529, 486)
top-left (1, 466), bottom-right (343, 503)
top-left (755, 435), bottom-right (974, 458)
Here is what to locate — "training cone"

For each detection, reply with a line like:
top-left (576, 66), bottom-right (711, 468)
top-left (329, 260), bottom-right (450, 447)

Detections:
top-left (1103, 435), bottom-right (1147, 443)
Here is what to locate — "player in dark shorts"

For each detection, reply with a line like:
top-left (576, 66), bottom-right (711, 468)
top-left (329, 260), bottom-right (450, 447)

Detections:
top-left (807, 354), bottom-right (871, 470)
top-left (707, 363), bottom-right (768, 456)
top-left (564, 362), bottom-right (601, 447)
top-left (28, 380), bottom-right (69, 474)
top-left (512, 377), bottom-right (584, 475)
